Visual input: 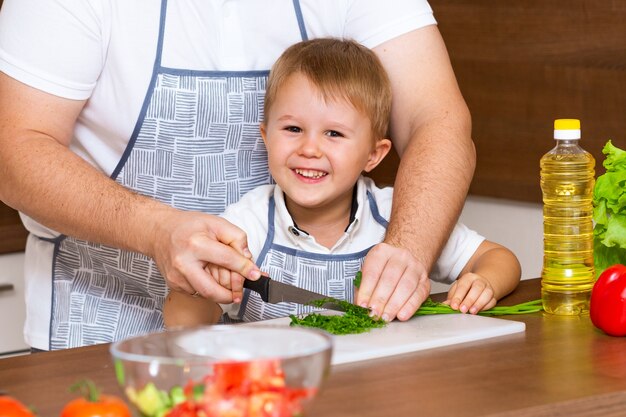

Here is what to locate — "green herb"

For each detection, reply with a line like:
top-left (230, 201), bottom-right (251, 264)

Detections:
top-left (414, 298), bottom-right (544, 316)
top-left (354, 271), bottom-right (362, 289)
top-left (289, 298), bottom-right (385, 335)
top-left (289, 272), bottom-right (543, 335)
top-left (593, 140), bottom-right (626, 276)
top-left (353, 270), bottom-right (543, 315)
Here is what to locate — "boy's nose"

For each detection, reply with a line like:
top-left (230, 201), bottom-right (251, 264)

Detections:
top-left (297, 134), bottom-right (323, 158)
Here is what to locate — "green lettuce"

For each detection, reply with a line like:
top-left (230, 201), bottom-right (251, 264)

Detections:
top-left (593, 140), bottom-right (626, 275)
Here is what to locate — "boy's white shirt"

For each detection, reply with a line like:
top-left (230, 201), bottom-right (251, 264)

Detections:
top-left (220, 176), bottom-right (485, 317)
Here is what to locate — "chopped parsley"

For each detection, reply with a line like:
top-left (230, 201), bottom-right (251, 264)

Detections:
top-left (289, 297), bottom-right (385, 335)
top-left (289, 271), bottom-right (543, 335)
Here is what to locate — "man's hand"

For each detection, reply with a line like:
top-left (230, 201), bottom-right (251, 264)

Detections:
top-left (150, 209), bottom-right (261, 304)
top-left (355, 243), bottom-right (430, 322)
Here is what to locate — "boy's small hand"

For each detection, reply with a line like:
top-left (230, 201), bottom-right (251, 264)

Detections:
top-left (356, 243), bottom-right (430, 322)
top-left (445, 273), bottom-right (497, 314)
top-left (205, 264), bottom-right (245, 303)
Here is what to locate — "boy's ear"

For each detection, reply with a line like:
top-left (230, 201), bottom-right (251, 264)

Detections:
top-left (363, 138), bottom-right (392, 173)
top-left (260, 123), bottom-right (268, 145)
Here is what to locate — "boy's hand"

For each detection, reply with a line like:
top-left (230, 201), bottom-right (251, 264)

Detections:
top-left (205, 264), bottom-right (245, 304)
top-left (356, 243), bottom-right (430, 322)
top-left (444, 273), bottom-right (497, 314)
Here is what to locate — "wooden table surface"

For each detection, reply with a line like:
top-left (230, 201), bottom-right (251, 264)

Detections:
top-left (2, 278), bottom-right (626, 417)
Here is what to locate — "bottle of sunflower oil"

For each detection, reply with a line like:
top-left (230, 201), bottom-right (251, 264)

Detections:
top-left (540, 119), bottom-right (595, 315)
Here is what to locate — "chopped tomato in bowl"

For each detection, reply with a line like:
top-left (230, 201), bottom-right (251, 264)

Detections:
top-left (110, 325), bottom-right (332, 417)
top-left (166, 361), bottom-right (317, 417)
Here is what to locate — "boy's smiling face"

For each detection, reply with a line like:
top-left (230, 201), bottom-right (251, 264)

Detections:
top-left (261, 72), bottom-right (390, 219)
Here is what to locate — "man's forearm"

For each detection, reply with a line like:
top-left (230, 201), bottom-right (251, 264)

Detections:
top-left (0, 134), bottom-right (167, 256)
top-left (374, 26), bottom-right (476, 273)
top-left (385, 121), bottom-right (475, 271)
top-left (0, 72), bottom-right (167, 257)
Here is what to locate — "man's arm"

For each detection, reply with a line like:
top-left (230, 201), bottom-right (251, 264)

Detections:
top-left (379, 25), bottom-right (475, 265)
top-left (357, 25), bottom-right (475, 321)
top-left (0, 73), bottom-right (260, 300)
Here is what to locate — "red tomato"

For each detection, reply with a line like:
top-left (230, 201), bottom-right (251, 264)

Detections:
top-left (60, 381), bottom-right (131, 417)
top-left (168, 360), bottom-right (317, 417)
top-left (0, 396), bottom-right (35, 417)
top-left (202, 396), bottom-right (248, 417)
top-left (212, 362), bottom-right (251, 394)
top-left (165, 402), bottom-right (201, 417)
top-left (590, 264), bottom-right (626, 336)
top-left (60, 396), bottom-right (131, 417)
top-left (248, 391), bottom-right (294, 417)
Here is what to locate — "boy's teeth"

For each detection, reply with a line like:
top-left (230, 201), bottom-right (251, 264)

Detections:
top-left (295, 169), bottom-right (327, 179)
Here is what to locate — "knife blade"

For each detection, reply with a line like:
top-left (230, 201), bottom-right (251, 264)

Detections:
top-left (243, 275), bottom-right (365, 314)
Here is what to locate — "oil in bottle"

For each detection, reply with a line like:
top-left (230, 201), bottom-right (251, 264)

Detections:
top-left (540, 119), bottom-right (595, 315)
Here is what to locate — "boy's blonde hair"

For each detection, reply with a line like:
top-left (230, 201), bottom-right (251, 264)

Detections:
top-left (264, 38), bottom-right (392, 140)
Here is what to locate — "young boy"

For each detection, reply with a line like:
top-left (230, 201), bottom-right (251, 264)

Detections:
top-left (164, 38), bottom-right (520, 326)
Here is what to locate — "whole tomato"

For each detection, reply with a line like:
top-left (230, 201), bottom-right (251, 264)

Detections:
top-left (0, 396), bottom-right (35, 417)
top-left (590, 264), bottom-right (626, 337)
top-left (60, 380), bottom-right (131, 417)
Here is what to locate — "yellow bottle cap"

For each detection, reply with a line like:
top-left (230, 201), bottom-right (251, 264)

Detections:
top-left (554, 119), bottom-right (581, 139)
top-left (554, 119), bottom-right (580, 130)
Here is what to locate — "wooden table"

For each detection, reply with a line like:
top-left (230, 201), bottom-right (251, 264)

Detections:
top-left (2, 279), bottom-right (626, 417)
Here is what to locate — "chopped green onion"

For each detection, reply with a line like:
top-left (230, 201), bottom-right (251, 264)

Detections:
top-left (290, 298), bottom-right (542, 335)
top-left (415, 298), bottom-right (544, 316)
top-left (290, 272), bottom-right (543, 334)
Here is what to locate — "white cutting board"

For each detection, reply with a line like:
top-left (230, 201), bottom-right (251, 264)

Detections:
top-left (249, 313), bottom-right (525, 365)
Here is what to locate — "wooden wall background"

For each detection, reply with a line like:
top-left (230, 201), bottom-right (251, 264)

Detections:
top-left (1, 0), bottom-right (625, 253)
top-left (372, 0), bottom-right (626, 199)
top-left (432, 0), bottom-right (626, 202)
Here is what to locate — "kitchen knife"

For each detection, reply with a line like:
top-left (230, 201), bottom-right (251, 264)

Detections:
top-left (243, 275), bottom-right (365, 314)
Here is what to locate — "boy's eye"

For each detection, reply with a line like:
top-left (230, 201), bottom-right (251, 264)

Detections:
top-left (285, 126), bottom-right (301, 133)
top-left (326, 130), bottom-right (344, 138)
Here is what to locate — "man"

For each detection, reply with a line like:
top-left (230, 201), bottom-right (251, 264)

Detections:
top-left (0, 0), bottom-right (474, 350)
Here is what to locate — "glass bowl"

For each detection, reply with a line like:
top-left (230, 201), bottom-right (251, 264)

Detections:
top-left (110, 325), bottom-right (333, 417)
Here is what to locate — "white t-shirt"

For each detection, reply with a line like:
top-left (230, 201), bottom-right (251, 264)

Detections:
top-left (222, 176), bottom-right (485, 285)
top-left (0, 0), bottom-right (436, 188)
top-left (0, 0), bottom-right (437, 348)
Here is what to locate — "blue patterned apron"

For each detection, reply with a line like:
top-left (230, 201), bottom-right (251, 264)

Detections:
top-left (237, 193), bottom-right (388, 322)
top-left (48, 0), bottom-right (308, 349)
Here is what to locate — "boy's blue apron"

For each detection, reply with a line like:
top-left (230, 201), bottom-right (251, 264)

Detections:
top-left (236, 194), bottom-right (388, 322)
top-left (48, 0), bottom-right (308, 349)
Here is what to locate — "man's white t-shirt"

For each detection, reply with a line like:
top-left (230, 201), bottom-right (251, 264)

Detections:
top-left (0, 0), bottom-right (437, 348)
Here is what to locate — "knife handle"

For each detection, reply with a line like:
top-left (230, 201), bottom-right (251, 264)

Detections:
top-left (243, 275), bottom-right (270, 302)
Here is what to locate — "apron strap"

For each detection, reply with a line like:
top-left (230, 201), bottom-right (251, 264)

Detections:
top-left (292, 0), bottom-right (309, 41)
top-left (154, 0), bottom-right (168, 69)
top-left (367, 191), bottom-right (389, 228)
top-left (255, 195), bottom-right (277, 269)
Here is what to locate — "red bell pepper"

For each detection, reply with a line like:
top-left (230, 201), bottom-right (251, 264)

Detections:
top-left (590, 264), bottom-right (626, 336)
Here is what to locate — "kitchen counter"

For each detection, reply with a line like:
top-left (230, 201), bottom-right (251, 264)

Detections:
top-left (1, 278), bottom-right (626, 417)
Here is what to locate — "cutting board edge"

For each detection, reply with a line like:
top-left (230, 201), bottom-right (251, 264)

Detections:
top-left (331, 319), bottom-right (526, 365)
